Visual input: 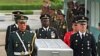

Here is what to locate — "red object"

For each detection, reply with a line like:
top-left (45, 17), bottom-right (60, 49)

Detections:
top-left (64, 31), bottom-right (74, 46)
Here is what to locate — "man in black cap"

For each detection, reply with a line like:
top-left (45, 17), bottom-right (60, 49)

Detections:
top-left (12, 11), bottom-right (24, 22)
top-left (35, 14), bottom-right (59, 39)
top-left (7, 15), bottom-right (36, 56)
top-left (5, 11), bottom-right (30, 53)
top-left (70, 16), bottom-right (97, 56)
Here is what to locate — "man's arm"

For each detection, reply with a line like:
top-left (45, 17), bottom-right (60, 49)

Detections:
top-left (7, 33), bottom-right (14, 56)
top-left (91, 35), bottom-right (97, 56)
top-left (5, 26), bottom-right (11, 52)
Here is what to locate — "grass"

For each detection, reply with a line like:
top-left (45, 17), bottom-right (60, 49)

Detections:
top-left (0, 0), bottom-right (63, 10)
top-left (0, 10), bottom-right (34, 15)
top-left (0, 0), bottom-right (43, 5)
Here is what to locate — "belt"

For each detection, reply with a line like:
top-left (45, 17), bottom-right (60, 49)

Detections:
top-left (14, 52), bottom-right (30, 55)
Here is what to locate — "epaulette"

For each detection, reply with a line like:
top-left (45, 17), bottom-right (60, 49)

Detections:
top-left (10, 31), bottom-right (16, 34)
top-left (30, 31), bottom-right (33, 33)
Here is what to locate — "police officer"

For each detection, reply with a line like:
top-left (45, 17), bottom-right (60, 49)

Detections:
top-left (7, 15), bottom-right (36, 56)
top-left (5, 11), bottom-right (30, 53)
top-left (70, 16), bottom-right (97, 56)
top-left (35, 14), bottom-right (59, 39)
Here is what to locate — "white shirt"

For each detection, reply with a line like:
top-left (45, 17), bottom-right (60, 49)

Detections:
top-left (43, 27), bottom-right (49, 31)
top-left (79, 31), bottom-right (86, 39)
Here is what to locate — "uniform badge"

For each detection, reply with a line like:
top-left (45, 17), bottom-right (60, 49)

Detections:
top-left (39, 34), bottom-right (41, 36)
top-left (75, 40), bottom-right (78, 42)
top-left (16, 42), bottom-right (18, 47)
top-left (28, 44), bottom-right (30, 48)
top-left (28, 42), bottom-right (30, 47)
top-left (87, 44), bottom-right (90, 46)
top-left (87, 41), bottom-right (90, 46)
top-left (21, 51), bottom-right (24, 55)
top-left (30, 31), bottom-right (33, 33)
top-left (77, 34), bottom-right (79, 36)
top-left (87, 41), bottom-right (90, 44)
top-left (42, 30), bottom-right (44, 31)
top-left (82, 17), bottom-right (85, 19)
top-left (63, 25), bottom-right (66, 29)
top-left (86, 34), bottom-right (88, 36)
top-left (75, 40), bottom-right (78, 45)
top-left (51, 31), bottom-right (55, 38)
top-left (14, 25), bottom-right (15, 28)
top-left (71, 11), bottom-right (73, 13)
top-left (87, 47), bottom-right (90, 49)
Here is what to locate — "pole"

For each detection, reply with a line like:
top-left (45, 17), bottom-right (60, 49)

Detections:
top-left (85, 0), bottom-right (87, 16)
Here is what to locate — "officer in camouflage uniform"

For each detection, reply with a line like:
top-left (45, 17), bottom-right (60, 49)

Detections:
top-left (5, 11), bottom-right (30, 53)
top-left (56, 14), bottom-right (67, 40)
top-left (70, 16), bottom-right (97, 56)
top-left (35, 14), bottom-right (59, 39)
top-left (49, 8), bottom-right (58, 29)
top-left (7, 15), bottom-right (36, 56)
top-left (66, 1), bottom-right (79, 31)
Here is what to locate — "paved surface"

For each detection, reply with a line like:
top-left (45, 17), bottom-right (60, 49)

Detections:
top-left (0, 15), bottom-right (41, 31)
top-left (0, 32), bottom-right (6, 56)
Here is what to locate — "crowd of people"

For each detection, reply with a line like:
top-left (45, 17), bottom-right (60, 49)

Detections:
top-left (4, 0), bottom-right (100, 56)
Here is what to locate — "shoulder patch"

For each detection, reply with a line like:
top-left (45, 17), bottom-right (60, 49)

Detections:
top-left (10, 31), bottom-right (16, 34)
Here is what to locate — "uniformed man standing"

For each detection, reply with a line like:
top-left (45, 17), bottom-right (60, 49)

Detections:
top-left (7, 15), bottom-right (35, 56)
top-left (35, 14), bottom-right (59, 39)
top-left (70, 16), bottom-right (97, 56)
top-left (66, 1), bottom-right (79, 31)
top-left (56, 14), bottom-right (67, 40)
top-left (5, 11), bottom-right (30, 53)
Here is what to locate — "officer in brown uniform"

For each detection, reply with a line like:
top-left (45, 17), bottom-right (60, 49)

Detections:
top-left (66, 1), bottom-right (79, 31)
